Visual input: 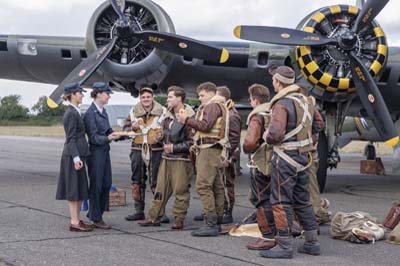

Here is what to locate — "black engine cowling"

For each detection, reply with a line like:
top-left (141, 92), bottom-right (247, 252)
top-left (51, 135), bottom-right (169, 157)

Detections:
top-left (85, 0), bottom-right (175, 87)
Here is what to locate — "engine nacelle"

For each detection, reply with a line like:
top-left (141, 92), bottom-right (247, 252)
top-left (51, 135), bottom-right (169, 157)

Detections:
top-left (296, 5), bottom-right (388, 102)
top-left (85, 0), bottom-right (175, 87)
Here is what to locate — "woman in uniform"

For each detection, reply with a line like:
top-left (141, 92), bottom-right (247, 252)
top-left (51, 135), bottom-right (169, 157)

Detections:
top-left (84, 82), bottom-right (119, 229)
top-left (56, 82), bottom-right (93, 232)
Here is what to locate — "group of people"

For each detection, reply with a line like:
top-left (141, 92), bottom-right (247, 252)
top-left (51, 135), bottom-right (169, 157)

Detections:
top-left (56, 65), bottom-right (330, 259)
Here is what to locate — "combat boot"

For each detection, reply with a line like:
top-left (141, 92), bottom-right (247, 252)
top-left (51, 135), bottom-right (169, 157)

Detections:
top-left (221, 208), bottom-right (233, 224)
top-left (125, 201), bottom-right (145, 221)
top-left (193, 213), bottom-right (204, 221)
top-left (298, 230), bottom-right (321, 255)
top-left (191, 214), bottom-right (219, 237)
top-left (259, 236), bottom-right (294, 259)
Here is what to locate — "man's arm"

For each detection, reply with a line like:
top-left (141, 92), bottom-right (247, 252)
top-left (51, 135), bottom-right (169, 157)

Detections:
top-left (266, 103), bottom-right (288, 145)
top-left (228, 111), bottom-right (242, 157)
top-left (243, 115), bottom-right (263, 154)
top-left (186, 104), bottom-right (222, 132)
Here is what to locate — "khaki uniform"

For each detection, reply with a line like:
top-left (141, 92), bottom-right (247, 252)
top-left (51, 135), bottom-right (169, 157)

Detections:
top-left (147, 105), bottom-right (195, 221)
top-left (186, 95), bottom-right (229, 222)
top-left (308, 150), bottom-right (330, 224)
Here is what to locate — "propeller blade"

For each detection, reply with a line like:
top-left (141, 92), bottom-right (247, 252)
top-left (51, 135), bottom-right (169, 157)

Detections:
top-left (134, 31), bottom-right (229, 64)
top-left (233, 26), bottom-right (337, 46)
top-left (109, 0), bottom-right (126, 20)
top-left (349, 51), bottom-right (399, 146)
top-left (47, 38), bottom-right (117, 108)
top-left (353, 0), bottom-right (389, 33)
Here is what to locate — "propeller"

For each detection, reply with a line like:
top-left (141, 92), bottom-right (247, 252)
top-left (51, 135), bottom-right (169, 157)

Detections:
top-left (233, 0), bottom-right (398, 146)
top-left (47, 38), bottom-right (117, 109)
top-left (233, 26), bottom-right (337, 46)
top-left (47, 0), bottom-right (229, 108)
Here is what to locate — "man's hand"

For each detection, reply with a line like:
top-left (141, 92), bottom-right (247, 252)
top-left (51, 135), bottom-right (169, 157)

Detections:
top-left (155, 131), bottom-right (163, 142)
top-left (163, 144), bottom-right (174, 154)
top-left (262, 129), bottom-right (268, 141)
top-left (131, 118), bottom-right (144, 131)
top-left (176, 109), bottom-right (188, 124)
top-left (74, 160), bottom-right (83, 170)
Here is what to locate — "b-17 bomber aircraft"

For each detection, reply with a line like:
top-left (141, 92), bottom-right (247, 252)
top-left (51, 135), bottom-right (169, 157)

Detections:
top-left (1, 0), bottom-right (400, 191)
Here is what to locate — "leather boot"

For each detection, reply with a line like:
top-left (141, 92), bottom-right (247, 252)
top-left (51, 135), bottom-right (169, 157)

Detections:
top-left (298, 230), bottom-right (321, 256)
top-left (171, 219), bottom-right (184, 230)
top-left (259, 236), bottom-right (294, 259)
top-left (221, 209), bottom-right (233, 224)
top-left (131, 184), bottom-right (141, 202)
top-left (193, 213), bottom-right (204, 221)
top-left (160, 215), bottom-right (170, 224)
top-left (246, 238), bottom-right (276, 250)
top-left (125, 201), bottom-right (145, 221)
top-left (125, 212), bottom-right (145, 221)
top-left (191, 214), bottom-right (219, 237)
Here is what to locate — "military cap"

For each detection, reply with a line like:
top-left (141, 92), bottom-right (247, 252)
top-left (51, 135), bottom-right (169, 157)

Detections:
top-left (268, 65), bottom-right (295, 84)
top-left (64, 82), bottom-right (86, 94)
top-left (139, 86), bottom-right (154, 95)
top-left (92, 82), bottom-right (113, 94)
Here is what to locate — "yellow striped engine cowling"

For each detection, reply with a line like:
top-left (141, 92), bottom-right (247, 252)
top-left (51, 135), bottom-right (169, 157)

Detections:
top-left (296, 5), bottom-right (387, 94)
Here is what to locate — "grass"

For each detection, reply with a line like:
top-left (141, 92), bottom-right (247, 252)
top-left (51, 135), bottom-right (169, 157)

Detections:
top-left (0, 126), bottom-right (65, 137)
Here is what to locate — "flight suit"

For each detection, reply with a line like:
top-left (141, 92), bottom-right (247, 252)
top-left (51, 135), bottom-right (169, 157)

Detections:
top-left (145, 105), bottom-right (195, 223)
top-left (223, 100), bottom-right (242, 219)
top-left (262, 85), bottom-right (324, 258)
top-left (186, 95), bottom-right (229, 234)
top-left (243, 102), bottom-right (276, 249)
top-left (123, 101), bottom-right (165, 218)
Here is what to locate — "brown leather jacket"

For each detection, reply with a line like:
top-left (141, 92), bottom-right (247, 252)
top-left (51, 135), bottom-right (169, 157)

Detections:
top-left (186, 103), bottom-right (222, 145)
top-left (162, 106), bottom-right (194, 160)
top-left (243, 114), bottom-right (264, 154)
top-left (228, 106), bottom-right (242, 158)
top-left (267, 100), bottom-right (324, 145)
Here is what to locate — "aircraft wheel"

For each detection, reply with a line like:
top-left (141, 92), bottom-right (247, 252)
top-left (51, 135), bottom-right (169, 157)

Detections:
top-left (365, 143), bottom-right (376, 160)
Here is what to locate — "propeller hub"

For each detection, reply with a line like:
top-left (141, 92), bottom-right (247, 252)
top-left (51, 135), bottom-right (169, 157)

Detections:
top-left (338, 31), bottom-right (358, 51)
top-left (116, 20), bottom-right (132, 39)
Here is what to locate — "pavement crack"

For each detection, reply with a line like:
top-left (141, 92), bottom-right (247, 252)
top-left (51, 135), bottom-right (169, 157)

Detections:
top-left (133, 233), bottom-right (264, 266)
top-left (0, 233), bottom-right (123, 245)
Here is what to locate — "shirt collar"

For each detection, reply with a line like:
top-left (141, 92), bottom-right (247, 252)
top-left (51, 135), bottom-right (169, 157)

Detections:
top-left (93, 101), bottom-right (104, 113)
top-left (70, 104), bottom-right (81, 115)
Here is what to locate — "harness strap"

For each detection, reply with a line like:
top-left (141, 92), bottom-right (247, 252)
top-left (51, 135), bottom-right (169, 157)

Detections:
top-left (273, 147), bottom-right (312, 173)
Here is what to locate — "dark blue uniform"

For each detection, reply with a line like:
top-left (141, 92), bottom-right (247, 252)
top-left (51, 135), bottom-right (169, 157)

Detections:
top-left (84, 102), bottom-right (113, 222)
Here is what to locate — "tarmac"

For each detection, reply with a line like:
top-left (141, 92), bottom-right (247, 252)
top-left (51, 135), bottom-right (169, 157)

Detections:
top-left (0, 135), bottom-right (399, 266)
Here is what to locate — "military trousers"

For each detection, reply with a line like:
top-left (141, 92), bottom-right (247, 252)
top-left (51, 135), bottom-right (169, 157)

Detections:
top-left (224, 160), bottom-right (236, 212)
top-left (270, 151), bottom-right (318, 236)
top-left (308, 152), bottom-right (330, 224)
top-left (130, 148), bottom-right (163, 213)
top-left (249, 168), bottom-right (276, 238)
top-left (195, 146), bottom-right (225, 218)
top-left (148, 158), bottom-right (193, 221)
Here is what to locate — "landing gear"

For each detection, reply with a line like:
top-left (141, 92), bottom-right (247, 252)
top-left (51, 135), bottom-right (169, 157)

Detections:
top-left (317, 131), bottom-right (328, 193)
top-left (364, 142), bottom-right (376, 160)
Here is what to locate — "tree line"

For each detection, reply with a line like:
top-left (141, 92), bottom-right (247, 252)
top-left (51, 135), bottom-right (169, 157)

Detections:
top-left (0, 95), bottom-right (67, 126)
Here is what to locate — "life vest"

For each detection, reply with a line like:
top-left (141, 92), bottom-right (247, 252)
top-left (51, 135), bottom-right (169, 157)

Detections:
top-left (246, 103), bottom-right (273, 176)
top-left (194, 95), bottom-right (228, 143)
top-left (130, 101), bottom-right (166, 145)
top-left (270, 84), bottom-right (316, 172)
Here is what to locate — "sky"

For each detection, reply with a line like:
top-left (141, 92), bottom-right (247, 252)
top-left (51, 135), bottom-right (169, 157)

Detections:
top-left (0, 0), bottom-right (399, 108)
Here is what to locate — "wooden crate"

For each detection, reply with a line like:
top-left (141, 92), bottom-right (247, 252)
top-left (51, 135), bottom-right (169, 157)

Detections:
top-left (109, 189), bottom-right (126, 207)
top-left (360, 158), bottom-right (385, 175)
